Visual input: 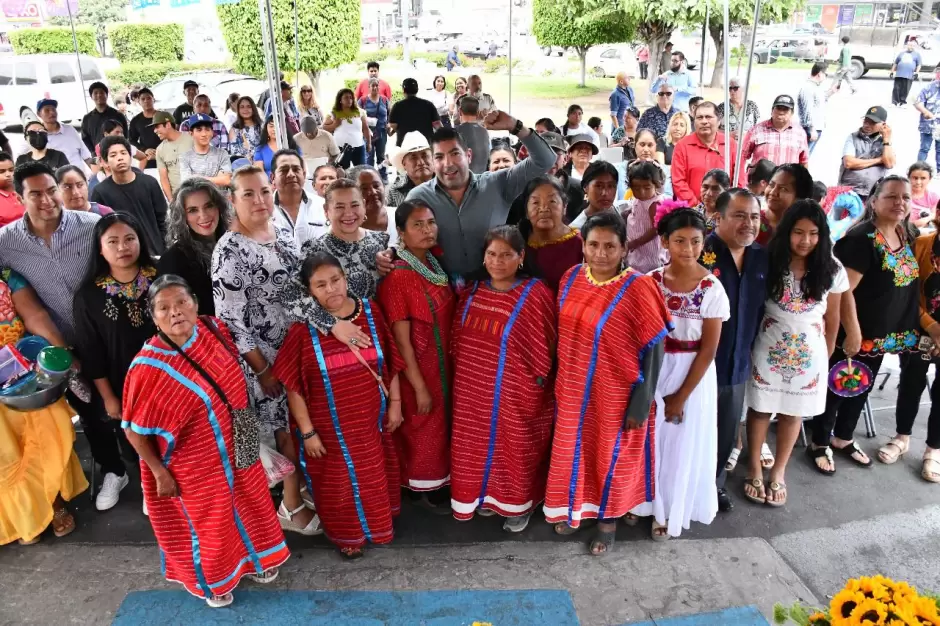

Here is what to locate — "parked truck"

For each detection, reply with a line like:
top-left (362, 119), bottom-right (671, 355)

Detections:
top-left (829, 25), bottom-right (940, 79)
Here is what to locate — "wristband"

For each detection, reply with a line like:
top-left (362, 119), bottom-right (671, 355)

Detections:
top-left (301, 429), bottom-right (318, 440)
top-left (509, 119), bottom-right (524, 136)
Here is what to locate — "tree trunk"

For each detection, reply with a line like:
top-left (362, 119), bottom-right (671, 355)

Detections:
top-left (305, 69), bottom-right (321, 95)
top-left (708, 21), bottom-right (725, 88)
top-left (578, 46), bottom-right (588, 87)
top-left (639, 20), bottom-right (674, 85)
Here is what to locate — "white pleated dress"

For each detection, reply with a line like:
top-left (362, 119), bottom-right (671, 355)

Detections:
top-left (631, 270), bottom-right (730, 538)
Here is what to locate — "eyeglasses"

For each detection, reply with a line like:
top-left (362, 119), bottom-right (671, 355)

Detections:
top-left (26, 130), bottom-right (47, 136)
top-left (729, 86), bottom-right (740, 91)
top-left (658, 92), bottom-right (674, 97)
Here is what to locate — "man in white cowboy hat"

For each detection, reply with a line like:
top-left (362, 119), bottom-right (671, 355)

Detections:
top-left (386, 131), bottom-right (434, 208)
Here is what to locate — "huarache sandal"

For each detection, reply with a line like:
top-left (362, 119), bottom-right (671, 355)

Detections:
top-left (832, 440), bottom-right (873, 468)
top-left (621, 512), bottom-right (641, 526)
top-left (760, 443), bottom-right (776, 469)
top-left (589, 529), bottom-right (616, 555)
top-left (246, 567), bottom-right (279, 584)
top-left (744, 477), bottom-right (766, 504)
top-left (553, 522), bottom-right (579, 535)
top-left (51, 507), bottom-right (75, 538)
top-left (923, 450), bottom-right (940, 483)
top-left (765, 481), bottom-right (787, 507)
top-left (206, 593), bottom-right (234, 608)
top-left (651, 520), bottom-right (670, 542)
top-left (725, 448), bottom-right (741, 472)
top-left (807, 445), bottom-right (836, 476)
top-left (878, 437), bottom-right (910, 464)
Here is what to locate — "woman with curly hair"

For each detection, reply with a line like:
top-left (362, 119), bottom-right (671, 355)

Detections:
top-left (157, 178), bottom-right (232, 316)
top-left (746, 200), bottom-right (846, 505)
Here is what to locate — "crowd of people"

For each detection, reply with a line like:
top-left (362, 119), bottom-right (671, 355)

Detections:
top-left (2, 50), bottom-right (940, 610)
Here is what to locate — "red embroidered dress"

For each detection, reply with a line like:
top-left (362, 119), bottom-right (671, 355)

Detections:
top-left (543, 265), bottom-right (671, 527)
top-left (122, 318), bottom-right (289, 599)
top-left (450, 279), bottom-right (557, 520)
top-left (377, 260), bottom-right (456, 490)
top-left (273, 299), bottom-right (401, 549)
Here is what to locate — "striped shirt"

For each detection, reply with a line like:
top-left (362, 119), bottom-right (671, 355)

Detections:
top-left (0, 209), bottom-right (100, 344)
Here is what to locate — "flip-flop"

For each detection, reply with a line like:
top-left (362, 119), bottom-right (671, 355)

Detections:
top-left (878, 437), bottom-right (909, 464)
top-left (765, 481), bottom-right (787, 508)
top-left (806, 445), bottom-right (836, 476)
top-left (554, 522), bottom-right (579, 535)
top-left (725, 448), bottom-right (741, 472)
top-left (621, 512), bottom-right (641, 527)
top-left (744, 477), bottom-right (766, 504)
top-left (651, 520), bottom-right (670, 542)
top-left (923, 450), bottom-right (940, 483)
top-left (832, 441), bottom-right (873, 468)
top-left (589, 529), bottom-right (616, 555)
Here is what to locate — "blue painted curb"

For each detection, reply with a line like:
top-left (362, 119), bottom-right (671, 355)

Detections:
top-left (112, 589), bottom-right (581, 625)
top-left (627, 605), bottom-right (770, 625)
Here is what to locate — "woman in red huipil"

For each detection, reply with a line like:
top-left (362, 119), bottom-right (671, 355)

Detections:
top-left (450, 225), bottom-right (556, 533)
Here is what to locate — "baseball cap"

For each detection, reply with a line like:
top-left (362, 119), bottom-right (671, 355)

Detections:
top-left (186, 113), bottom-right (214, 129)
top-left (772, 94), bottom-right (795, 110)
top-left (148, 111), bottom-right (175, 127)
top-left (539, 131), bottom-right (566, 153)
top-left (36, 98), bottom-right (58, 113)
top-left (864, 105), bottom-right (887, 123)
top-left (183, 80), bottom-right (199, 90)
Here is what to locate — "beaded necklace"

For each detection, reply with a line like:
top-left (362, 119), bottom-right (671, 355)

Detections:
top-left (398, 248), bottom-right (448, 286)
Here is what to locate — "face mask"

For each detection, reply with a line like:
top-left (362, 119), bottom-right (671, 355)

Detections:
top-left (28, 133), bottom-right (48, 150)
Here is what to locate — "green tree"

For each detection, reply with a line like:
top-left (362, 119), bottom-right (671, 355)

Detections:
top-left (217, 0), bottom-right (360, 88)
top-left (48, 0), bottom-right (128, 56)
top-left (532, 0), bottom-right (633, 87)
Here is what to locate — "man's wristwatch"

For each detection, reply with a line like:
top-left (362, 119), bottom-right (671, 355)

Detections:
top-left (509, 119), bottom-right (524, 136)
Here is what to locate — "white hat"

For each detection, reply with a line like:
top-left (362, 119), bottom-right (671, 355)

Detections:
top-left (391, 131), bottom-right (432, 173)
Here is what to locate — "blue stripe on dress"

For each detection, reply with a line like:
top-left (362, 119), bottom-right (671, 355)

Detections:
top-left (142, 324), bottom-right (200, 356)
top-left (476, 279), bottom-right (536, 508)
top-left (566, 273), bottom-right (636, 525)
top-left (558, 264), bottom-right (581, 309)
top-left (597, 433), bottom-right (623, 519)
top-left (129, 356), bottom-right (263, 574)
top-left (208, 541), bottom-right (287, 590)
top-left (180, 500), bottom-right (212, 598)
top-left (120, 422), bottom-right (176, 465)
top-left (362, 300), bottom-right (387, 432)
top-left (460, 282), bottom-right (480, 325)
top-left (309, 325), bottom-right (373, 542)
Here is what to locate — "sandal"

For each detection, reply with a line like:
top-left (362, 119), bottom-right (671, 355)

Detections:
top-left (246, 567), bottom-right (279, 584)
top-left (832, 441), bottom-right (873, 468)
top-left (553, 522), bottom-right (579, 535)
top-left (651, 520), bottom-right (670, 542)
top-left (51, 507), bottom-right (75, 538)
top-left (760, 443), bottom-right (776, 469)
top-left (923, 450), bottom-right (940, 483)
top-left (206, 593), bottom-right (234, 608)
top-left (725, 448), bottom-right (741, 472)
top-left (878, 437), bottom-right (910, 464)
top-left (340, 546), bottom-right (364, 560)
top-left (621, 512), bottom-right (641, 527)
top-left (807, 445), bottom-right (836, 476)
top-left (589, 529), bottom-right (616, 555)
top-left (765, 481), bottom-right (787, 508)
top-left (17, 536), bottom-right (40, 546)
top-left (744, 477), bottom-right (766, 504)
top-left (299, 486), bottom-right (316, 510)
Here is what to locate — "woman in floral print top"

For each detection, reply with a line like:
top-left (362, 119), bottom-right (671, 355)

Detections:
top-left (808, 176), bottom-right (920, 475)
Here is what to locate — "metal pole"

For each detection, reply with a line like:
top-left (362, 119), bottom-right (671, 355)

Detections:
top-left (293, 0), bottom-right (300, 81)
top-left (403, 0), bottom-right (410, 67)
top-left (734, 0), bottom-right (764, 178)
top-left (66, 0), bottom-right (91, 119)
top-left (258, 0), bottom-right (288, 149)
top-left (508, 1), bottom-right (512, 114)
top-left (377, 11), bottom-right (382, 49)
top-left (700, 5), bottom-right (709, 87)
top-left (723, 0), bottom-right (731, 174)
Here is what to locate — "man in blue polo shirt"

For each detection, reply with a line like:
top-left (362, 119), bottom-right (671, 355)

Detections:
top-left (700, 188), bottom-right (767, 512)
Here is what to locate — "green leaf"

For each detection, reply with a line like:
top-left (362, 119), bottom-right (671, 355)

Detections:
top-left (107, 24), bottom-right (184, 64)
top-left (10, 26), bottom-right (98, 56)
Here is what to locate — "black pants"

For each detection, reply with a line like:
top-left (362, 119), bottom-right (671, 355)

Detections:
top-left (896, 353), bottom-right (940, 449)
top-left (811, 348), bottom-right (884, 446)
top-left (639, 61), bottom-right (648, 80)
top-left (716, 382), bottom-right (746, 488)
top-left (67, 387), bottom-right (126, 477)
top-left (892, 77), bottom-right (913, 105)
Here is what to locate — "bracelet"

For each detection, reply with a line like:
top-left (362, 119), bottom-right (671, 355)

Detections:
top-left (254, 364), bottom-right (271, 377)
top-left (389, 398), bottom-right (402, 403)
top-left (301, 429), bottom-right (318, 440)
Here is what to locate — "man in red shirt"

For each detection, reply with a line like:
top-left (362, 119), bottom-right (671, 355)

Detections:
top-left (0, 153), bottom-right (25, 227)
top-left (736, 94), bottom-right (809, 186)
top-left (672, 101), bottom-right (736, 205)
top-left (355, 61), bottom-right (392, 101)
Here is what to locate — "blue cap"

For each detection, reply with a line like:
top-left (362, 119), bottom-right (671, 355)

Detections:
top-left (36, 98), bottom-right (58, 113)
top-left (186, 113), bottom-right (214, 128)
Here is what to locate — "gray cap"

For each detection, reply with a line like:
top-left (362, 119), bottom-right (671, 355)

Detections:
top-left (566, 133), bottom-right (599, 155)
top-left (539, 131), bottom-right (566, 153)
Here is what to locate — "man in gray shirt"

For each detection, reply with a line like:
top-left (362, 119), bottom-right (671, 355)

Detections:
top-left (838, 105), bottom-right (895, 202)
top-left (404, 110), bottom-right (556, 276)
top-left (179, 114), bottom-right (232, 187)
top-left (454, 97), bottom-right (492, 174)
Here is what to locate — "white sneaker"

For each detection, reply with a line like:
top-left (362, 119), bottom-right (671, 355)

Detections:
top-left (95, 472), bottom-right (129, 511)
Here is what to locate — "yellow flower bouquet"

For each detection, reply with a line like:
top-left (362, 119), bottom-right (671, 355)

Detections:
top-left (773, 576), bottom-right (940, 626)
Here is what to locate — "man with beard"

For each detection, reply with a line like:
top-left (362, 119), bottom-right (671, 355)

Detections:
top-left (650, 50), bottom-right (698, 113)
top-left (270, 149), bottom-right (326, 246)
top-left (395, 110), bottom-right (555, 277)
top-left (387, 132), bottom-right (433, 208)
top-left (672, 101), bottom-right (736, 205)
top-left (699, 188), bottom-right (767, 514)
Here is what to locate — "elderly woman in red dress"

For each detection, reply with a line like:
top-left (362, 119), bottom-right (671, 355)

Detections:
top-left (543, 211), bottom-right (671, 555)
top-left (450, 226), bottom-right (557, 533)
top-left (520, 176), bottom-right (583, 291)
top-left (122, 275), bottom-right (289, 608)
top-left (274, 251), bottom-right (402, 559)
top-left (377, 200), bottom-right (456, 512)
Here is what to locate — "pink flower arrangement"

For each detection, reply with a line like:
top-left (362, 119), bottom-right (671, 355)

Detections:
top-left (653, 199), bottom-right (692, 228)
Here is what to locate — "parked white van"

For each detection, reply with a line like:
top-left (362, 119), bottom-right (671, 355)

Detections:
top-left (0, 54), bottom-right (108, 129)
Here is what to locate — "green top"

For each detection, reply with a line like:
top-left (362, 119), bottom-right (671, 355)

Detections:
top-left (840, 45), bottom-right (851, 69)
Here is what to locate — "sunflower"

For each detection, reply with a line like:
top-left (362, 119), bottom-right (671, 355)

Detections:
top-left (911, 596), bottom-right (940, 625)
top-left (857, 578), bottom-right (892, 602)
top-left (809, 611), bottom-right (832, 625)
top-left (849, 598), bottom-right (888, 625)
top-left (833, 590), bottom-right (868, 622)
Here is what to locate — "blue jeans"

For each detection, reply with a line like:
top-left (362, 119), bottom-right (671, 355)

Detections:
top-left (339, 144), bottom-right (367, 169)
top-left (919, 132), bottom-right (940, 169)
top-left (367, 127), bottom-right (388, 180)
top-left (806, 128), bottom-right (822, 154)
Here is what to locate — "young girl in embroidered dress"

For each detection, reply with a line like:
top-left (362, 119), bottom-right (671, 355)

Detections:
top-left (745, 200), bottom-right (847, 506)
top-left (628, 206), bottom-right (729, 540)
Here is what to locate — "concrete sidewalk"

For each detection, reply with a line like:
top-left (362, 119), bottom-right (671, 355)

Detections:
top-left (0, 537), bottom-right (814, 625)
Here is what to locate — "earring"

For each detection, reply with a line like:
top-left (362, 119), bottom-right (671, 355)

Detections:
top-left (518, 263), bottom-right (523, 270)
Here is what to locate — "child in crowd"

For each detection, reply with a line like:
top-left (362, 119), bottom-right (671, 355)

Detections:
top-left (624, 160), bottom-right (666, 273)
top-left (746, 159), bottom-right (776, 208)
top-left (588, 116), bottom-right (609, 148)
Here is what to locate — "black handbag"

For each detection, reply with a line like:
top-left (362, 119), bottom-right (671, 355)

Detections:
top-left (159, 317), bottom-right (260, 469)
